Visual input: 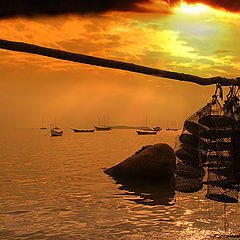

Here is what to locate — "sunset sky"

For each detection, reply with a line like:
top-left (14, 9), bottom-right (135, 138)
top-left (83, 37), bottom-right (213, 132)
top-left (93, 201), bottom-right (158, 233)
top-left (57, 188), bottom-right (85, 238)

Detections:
top-left (1, 0), bottom-right (240, 128)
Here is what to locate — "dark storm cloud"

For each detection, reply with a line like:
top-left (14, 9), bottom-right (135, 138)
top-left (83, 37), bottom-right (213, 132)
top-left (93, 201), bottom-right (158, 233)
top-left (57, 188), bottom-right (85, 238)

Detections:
top-left (0, 0), bottom-right (239, 19)
top-left (0, 0), bottom-right (154, 18)
top-left (167, 0), bottom-right (240, 12)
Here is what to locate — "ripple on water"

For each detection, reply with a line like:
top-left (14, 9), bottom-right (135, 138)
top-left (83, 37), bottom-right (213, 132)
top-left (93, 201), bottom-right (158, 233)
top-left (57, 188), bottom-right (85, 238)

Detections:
top-left (0, 129), bottom-right (239, 239)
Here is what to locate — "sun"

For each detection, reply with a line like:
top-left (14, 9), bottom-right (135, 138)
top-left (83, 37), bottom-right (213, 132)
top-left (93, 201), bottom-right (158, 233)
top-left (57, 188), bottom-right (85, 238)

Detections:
top-left (174, 2), bottom-right (209, 15)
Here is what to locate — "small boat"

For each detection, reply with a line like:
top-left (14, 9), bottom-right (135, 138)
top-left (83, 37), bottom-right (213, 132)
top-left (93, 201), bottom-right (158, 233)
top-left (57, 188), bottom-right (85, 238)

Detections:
top-left (72, 128), bottom-right (95, 133)
top-left (166, 128), bottom-right (178, 131)
top-left (136, 130), bottom-right (158, 135)
top-left (153, 126), bottom-right (162, 131)
top-left (166, 120), bottom-right (178, 131)
top-left (51, 124), bottom-right (63, 136)
top-left (95, 126), bottom-right (112, 131)
top-left (40, 116), bottom-right (47, 129)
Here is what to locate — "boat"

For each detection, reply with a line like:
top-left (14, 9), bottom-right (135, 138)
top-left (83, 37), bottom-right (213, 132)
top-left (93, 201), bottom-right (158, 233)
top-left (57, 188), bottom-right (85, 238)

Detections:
top-left (137, 115), bottom-right (158, 134)
top-left (136, 130), bottom-right (158, 135)
top-left (95, 115), bottom-right (112, 131)
top-left (51, 124), bottom-right (63, 136)
top-left (72, 128), bottom-right (95, 133)
top-left (153, 126), bottom-right (162, 131)
top-left (166, 128), bottom-right (178, 131)
top-left (40, 116), bottom-right (47, 129)
top-left (95, 126), bottom-right (112, 131)
top-left (166, 120), bottom-right (178, 131)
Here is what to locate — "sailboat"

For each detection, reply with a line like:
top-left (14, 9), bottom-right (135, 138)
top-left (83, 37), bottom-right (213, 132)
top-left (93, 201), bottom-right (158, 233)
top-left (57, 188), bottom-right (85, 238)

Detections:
top-left (166, 120), bottom-right (178, 131)
top-left (51, 123), bottom-right (63, 136)
top-left (40, 116), bottom-right (47, 129)
top-left (95, 115), bottom-right (112, 131)
top-left (136, 115), bottom-right (158, 135)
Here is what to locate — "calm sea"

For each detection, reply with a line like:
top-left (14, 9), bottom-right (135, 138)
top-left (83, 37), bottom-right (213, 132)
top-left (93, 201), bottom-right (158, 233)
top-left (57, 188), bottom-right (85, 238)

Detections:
top-left (0, 128), bottom-right (239, 240)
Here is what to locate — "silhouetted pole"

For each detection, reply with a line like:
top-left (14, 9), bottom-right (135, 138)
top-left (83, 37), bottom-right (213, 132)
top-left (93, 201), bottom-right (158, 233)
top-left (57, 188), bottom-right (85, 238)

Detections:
top-left (0, 39), bottom-right (239, 86)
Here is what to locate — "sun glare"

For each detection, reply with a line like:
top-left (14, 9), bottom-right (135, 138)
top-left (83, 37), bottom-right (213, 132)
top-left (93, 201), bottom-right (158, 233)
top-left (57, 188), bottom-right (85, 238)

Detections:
top-left (174, 2), bottom-right (209, 15)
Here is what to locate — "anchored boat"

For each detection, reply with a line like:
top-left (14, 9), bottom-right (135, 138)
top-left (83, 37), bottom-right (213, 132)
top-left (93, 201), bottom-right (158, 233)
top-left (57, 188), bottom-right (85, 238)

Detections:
top-left (72, 128), bottom-right (95, 133)
top-left (51, 124), bottom-right (63, 136)
top-left (136, 130), bottom-right (158, 135)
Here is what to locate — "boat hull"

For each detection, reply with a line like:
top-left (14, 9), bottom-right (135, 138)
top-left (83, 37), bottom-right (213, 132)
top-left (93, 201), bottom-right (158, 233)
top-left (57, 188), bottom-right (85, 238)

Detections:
top-left (94, 126), bottom-right (112, 131)
top-left (51, 129), bottom-right (63, 136)
top-left (136, 130), bottom-right (158, 135)
top-left (73, 128), bottom-right (95, 133)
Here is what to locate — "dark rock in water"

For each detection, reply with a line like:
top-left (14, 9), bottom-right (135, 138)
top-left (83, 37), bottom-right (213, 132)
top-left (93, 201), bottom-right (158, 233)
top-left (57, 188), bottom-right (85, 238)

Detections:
top-left (104, 143), bottom-right (176, 181)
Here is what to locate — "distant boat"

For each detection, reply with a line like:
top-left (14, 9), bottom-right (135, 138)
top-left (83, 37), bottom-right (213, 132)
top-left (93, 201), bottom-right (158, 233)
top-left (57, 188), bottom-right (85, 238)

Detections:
top-left (153, 126), bottom-right (162, 131)
top-left (94, 126), bottom-right (112, 131)
top-left (138, 115), bottom-right (160, 133)
top-left (51, 124), bottom-right (63, 136)
top-left (40, 116), bottom-right (47, 129)
top-left (166, 120), bottom-right (178, 131)
top-left (136, 130), bottom-right (158, 135)
top-left (95, 115), bottom-right (112, 131)
top-left (72, 128), bottom-right (95, 133)
top-left (166, 128), bottom-right (178, 131)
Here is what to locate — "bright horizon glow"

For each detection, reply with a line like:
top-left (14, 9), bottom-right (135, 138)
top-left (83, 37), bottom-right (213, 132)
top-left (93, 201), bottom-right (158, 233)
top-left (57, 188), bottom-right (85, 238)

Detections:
top-left (174, 2), bottom-right (209, 15)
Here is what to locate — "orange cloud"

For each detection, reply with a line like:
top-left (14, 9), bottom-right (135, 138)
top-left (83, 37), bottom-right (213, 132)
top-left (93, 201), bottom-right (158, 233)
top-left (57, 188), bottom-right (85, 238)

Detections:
top-left (167, 0), bottom-right (240, 13)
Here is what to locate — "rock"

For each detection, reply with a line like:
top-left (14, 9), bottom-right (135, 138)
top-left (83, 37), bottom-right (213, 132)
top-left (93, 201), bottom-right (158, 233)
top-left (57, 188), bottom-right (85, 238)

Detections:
top-left (104, 143), bottom-right (176, 181)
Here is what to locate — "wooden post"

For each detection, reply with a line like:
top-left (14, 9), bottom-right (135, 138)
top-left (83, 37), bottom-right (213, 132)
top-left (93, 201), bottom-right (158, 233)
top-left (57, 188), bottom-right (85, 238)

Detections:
top-left (0, 39), bottom-right (240, 86)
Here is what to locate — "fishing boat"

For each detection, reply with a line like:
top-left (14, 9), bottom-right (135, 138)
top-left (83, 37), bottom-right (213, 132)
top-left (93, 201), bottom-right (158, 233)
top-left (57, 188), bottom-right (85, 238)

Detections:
top-left (136, 130), bottom-right (158, 135)
top-left (72, 128), bottom-right (95, 133)
top-left (51, 124), bottom-right (63, 136)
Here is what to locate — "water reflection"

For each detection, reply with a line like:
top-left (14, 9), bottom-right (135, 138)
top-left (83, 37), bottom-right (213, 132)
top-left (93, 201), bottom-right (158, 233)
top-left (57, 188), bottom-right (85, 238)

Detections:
top-left (113, 177), bottom-right (175, 206)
